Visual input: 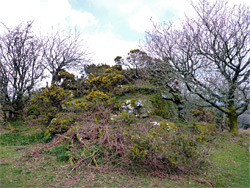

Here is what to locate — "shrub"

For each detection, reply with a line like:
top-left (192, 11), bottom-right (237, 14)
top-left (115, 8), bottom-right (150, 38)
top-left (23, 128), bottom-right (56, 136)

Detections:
top-left (189, 107), bottom-right (216, 123)
top-left (45, 113), bottom-right (76, 135)
top-left (27, 85), bottom-right (72, 124)
top-left (111, 112), bottom-right (137, 126)
top-left (62, 99), bottom-right (89, 113)
top-left (193, 122), bottom-right (219, 142)
top-left (124, 122), bottom-right (207, 173)
top-left (84, 65), bottom-right (126, 92)
top-left (84, 64), bottom-right (110, 76)
top-left (85, 90), bottom-right (109, 101)
top-left (58, 70), bottom-right (76, 90)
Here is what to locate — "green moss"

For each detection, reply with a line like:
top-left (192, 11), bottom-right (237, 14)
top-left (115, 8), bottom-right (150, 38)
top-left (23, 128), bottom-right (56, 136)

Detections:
top-left (46, 113), bottom-right (76, 135)
top-left (116, 85), bottom-right (158, 96)
top-left (119, 99), bottom-right (154, 118)
top-left (228, 113), bottom-right (238, 134)
top-left (117, 94), bottom-right (178, 120)
top-left (193, 122), bottom-right (218, 135)
top-left (151, 121), bottom-right (177, 134)
top-left (151, 96), bottom-right (178, 120)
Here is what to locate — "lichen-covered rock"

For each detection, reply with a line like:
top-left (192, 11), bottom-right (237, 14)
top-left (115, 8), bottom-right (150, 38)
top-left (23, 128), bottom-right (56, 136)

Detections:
top-left (46, 113), bottom-right (76, 135)
top-left (151, 121), bottom-right (177, 133)
top-left (154, 99), bottom-right (178, 120)
top-left (115, 84), bottom-right (181, 120)
top-left (119, 99), bottom-right (153, 118)
top-left (119, 96), bottom-right (178, 120)
top-left (160, 91), bottom-right (174, 100)
top-left (238, 113), bottom-right (250, 129)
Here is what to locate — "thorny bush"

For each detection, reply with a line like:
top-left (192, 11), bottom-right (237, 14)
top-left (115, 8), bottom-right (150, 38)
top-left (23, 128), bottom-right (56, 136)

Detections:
top-left (26, 85), bottom-right (72, 124)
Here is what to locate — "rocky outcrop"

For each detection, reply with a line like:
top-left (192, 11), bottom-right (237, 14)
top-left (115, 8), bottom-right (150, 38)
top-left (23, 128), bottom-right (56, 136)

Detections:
top-left (116, 85), bottom-right (182, 120)
top-left (119, 99), bottom-right (153, 118)
top-left (238, 110), bottom-right (250, 129)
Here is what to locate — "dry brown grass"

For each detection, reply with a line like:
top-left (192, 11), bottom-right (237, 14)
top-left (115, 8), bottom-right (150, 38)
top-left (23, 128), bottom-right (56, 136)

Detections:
top-left (239, 128), bottom-right (250, 136)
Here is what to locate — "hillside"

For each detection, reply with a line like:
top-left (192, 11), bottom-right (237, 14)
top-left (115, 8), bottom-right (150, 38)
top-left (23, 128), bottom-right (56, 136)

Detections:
top-left (0, 64), bottom-right (249, 187)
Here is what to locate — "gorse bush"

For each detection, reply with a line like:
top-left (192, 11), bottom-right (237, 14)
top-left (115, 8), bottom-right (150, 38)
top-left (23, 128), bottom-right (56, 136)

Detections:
top-left (55, 117), bottom-right (208, 175)
top-left (27, 85), bottom-right (72, 124)
top-left (62, 99), bottom-right (89, 113)
top-left (85, 90), bottom-right (109, 101)
top-left (58, 70), bottom-right (76, 90)
top-left (189, 107), bottom-right (216, 124)
top-left (84, 65), bottom-right (127, 92)
top-left (123, 122), bottom-right (206, 173)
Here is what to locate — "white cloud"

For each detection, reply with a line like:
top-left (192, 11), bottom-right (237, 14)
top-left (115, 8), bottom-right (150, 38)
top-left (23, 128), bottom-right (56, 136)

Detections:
top-left (1, 0), bottom-right (249, 67)
top-left (128, 6), bottom-right (158, 33)
top-left (0, 0), bottom-right (97, 32)
top-left (0, 0), bottom-right (137, 66)
top-left (86, 30), bottom-right (138, 65)
top-left (118, 0), bottom-right (142, 13)
top-left (68, 10), bottom-right (98, 29)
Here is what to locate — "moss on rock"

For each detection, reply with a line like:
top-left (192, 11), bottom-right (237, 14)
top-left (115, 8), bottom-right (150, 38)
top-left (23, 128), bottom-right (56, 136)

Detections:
top-left (115, 85), bottom-right (158, 96)
top-left (193, 122), bottom-right (218, 135)
top-left (119, 99), bottom-right (154, 118)
top-left (152, 97), bottom-right (178, 120)
top-left (118, 95), bottom-right (178, 120)
top-left (46, 113), bottom-right (77, 135)
top-left (150, 121), bottom-right (177, 135)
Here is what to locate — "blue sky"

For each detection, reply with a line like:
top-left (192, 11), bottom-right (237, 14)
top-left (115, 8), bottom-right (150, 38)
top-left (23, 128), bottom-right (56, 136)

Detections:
top-left (0, 0), bottom-right (249, 65)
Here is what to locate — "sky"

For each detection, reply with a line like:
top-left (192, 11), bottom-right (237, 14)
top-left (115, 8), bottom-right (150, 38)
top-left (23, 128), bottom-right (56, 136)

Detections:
top-left (0, 0), bottom-right (249, 65)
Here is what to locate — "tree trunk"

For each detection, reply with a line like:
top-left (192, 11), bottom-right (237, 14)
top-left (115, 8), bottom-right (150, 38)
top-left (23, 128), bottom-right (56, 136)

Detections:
top-left (52, 71), bottom-right (61, 86)
top-left (228, 112), bottom-right (238, 135)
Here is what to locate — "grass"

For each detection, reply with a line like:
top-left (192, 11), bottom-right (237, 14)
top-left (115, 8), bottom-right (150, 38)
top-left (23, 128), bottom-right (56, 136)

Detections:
top-left (0, 132), bottom-right (44, 146)
top-left (208, 133), bottom-right (250, 187)
top-left (0, 122), bottom-right (249, 187)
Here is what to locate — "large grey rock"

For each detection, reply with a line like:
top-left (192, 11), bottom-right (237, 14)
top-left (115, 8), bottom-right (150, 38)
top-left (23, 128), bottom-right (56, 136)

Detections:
top-left (238, 113), bottom-right (250, 129)
top-left (119, 99), bottom-right (153, 118)
top-left (119, 97), bottom-right (178, 120)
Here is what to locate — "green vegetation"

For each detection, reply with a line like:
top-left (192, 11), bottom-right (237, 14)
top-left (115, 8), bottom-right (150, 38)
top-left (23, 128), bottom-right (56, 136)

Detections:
top-left (0, 132), bottom-right (44, 146)
top-left (1, 63), bottom-right (249, 188)
top-left (0, 122), bottom-right (249, 187)
top-left (1, 4), bottom-right (249, 185)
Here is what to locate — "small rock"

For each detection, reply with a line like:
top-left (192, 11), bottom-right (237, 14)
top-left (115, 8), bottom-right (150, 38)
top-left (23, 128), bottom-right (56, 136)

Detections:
top-left (15, 147), bottom-right (26, 151)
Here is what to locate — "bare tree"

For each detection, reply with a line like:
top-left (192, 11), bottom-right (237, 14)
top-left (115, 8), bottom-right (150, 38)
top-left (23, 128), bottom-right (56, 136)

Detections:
top-left (114, 49), bottom-right (152, 79)
top-left (0, 22), bottom-right (44, 119)
top-left (42, 29), bottom-right (89, 85)
top-left (145, 0), bottom-right (250, 134)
